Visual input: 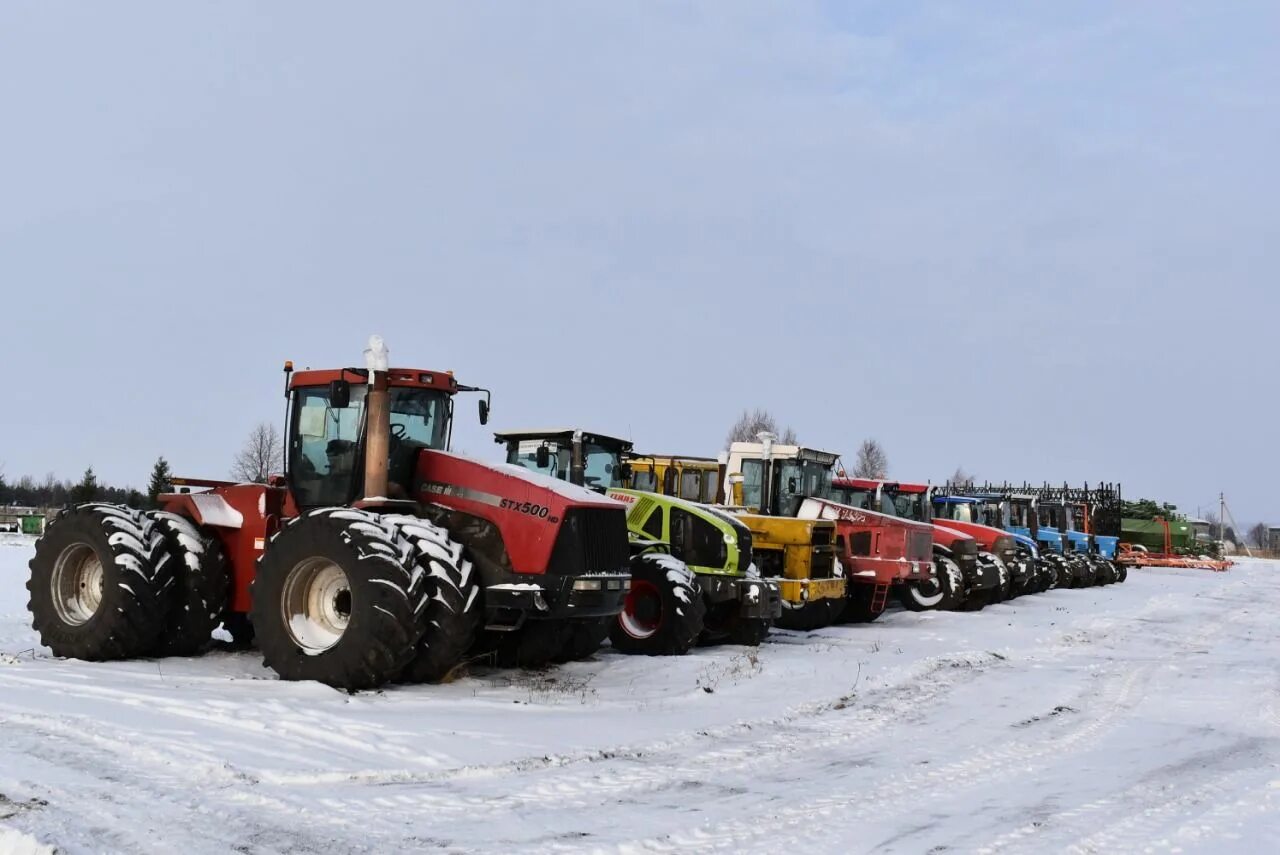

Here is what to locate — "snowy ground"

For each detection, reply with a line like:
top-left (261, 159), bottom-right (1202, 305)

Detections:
top-left (2, 534), bottom-right (1278, 854)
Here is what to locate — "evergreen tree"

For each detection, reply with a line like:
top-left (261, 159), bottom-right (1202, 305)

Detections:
top-left (70, 467), bottom-right (100, 504)
top-left (146, 456), bottom-right (172, 508)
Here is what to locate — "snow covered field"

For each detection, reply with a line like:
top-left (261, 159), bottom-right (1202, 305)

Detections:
top-left (1, 534), bottom-right (1277, 854)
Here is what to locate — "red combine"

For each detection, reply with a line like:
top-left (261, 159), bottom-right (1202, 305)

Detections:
top-left (27, 336), bottom-right (631, 689)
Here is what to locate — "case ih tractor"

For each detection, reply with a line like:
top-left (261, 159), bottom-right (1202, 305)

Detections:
top-left (495, 429), bottom-right (782, 653)
top-left (723, 436), bottom-right (935, 624)
top-left (828, 478), bottom-right (1007, 610)
top-left (27, 337), bottom-right (631, 690)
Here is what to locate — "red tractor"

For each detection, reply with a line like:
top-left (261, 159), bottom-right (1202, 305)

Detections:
top-left (27, 337), bottom-right (632, 690)
top-left (830, 478), bottom-right (1009, 609)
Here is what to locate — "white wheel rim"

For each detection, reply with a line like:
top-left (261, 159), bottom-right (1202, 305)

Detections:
top-left (51, 543), bottom-right (105, 626)
top-left (908, 577), bottom-right (945, 607)
top-left (281, 558), bottom-right (352, 654)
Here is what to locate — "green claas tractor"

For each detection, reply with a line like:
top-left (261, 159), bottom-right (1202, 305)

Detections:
top-left (495, 429), bottom-right (782, 654)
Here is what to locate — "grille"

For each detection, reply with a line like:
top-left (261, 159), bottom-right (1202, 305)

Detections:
top-left (907, 530), bottom-right (932, 561)
top-left (548, 508), bottom-right (630, 576)
top-left (848, 531), bottom-right (873, 557)
top-left (736, 526), bottom-right (753, 568)
top-left (811, 546), bottom-right (838, 578)
top-left (628, 496), bottom-right (656, 527)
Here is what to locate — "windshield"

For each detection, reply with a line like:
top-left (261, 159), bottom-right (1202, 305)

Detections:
top-left (830, 485), bottom-right (874, 510)
top-left (888, 490), bottom-right (927, 522)
top-left (1008, 501), bottom-right (1036, 528)
top-left (505, 438), bottom-right (624, 489)
top-left (774, 459), bottom-right (833, 517)
top-left (290, 383), bottom-right (449, 508)
top-left (582, 442), bottom-right (624, 490)
top-left (507, 439), bottom-right (570, 479)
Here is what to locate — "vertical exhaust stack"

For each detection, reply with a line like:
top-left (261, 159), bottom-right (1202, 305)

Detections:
top-left (363, 335), bottom-right (391, 500)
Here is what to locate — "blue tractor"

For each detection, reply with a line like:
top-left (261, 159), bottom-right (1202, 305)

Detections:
top-left (939, 489), bottom-right (1092, 588)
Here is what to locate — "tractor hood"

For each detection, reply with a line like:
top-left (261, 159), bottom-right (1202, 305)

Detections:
top-left (414, 450), bottom-right (625, 576)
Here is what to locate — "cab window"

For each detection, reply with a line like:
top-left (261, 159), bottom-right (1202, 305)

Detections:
top-left (701, 471), bottom-right (719, 503)
top-left (642, 506), bottom-right (664, 539)
top-left (631, 468), bottom-right (657, 491)
top-left (740, 459), bottom-right (765, 510)
top-left (680, 470), bottom-right (701, 501)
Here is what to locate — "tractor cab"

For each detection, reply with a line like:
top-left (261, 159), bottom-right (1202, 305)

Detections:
top-left (287, 367), bottom-right (475, 508)
top-left (723, 438), bottom-right (838, 518)
top-left (1038, 501), bottom-right (1091, 555)
top-left (494, 429), bottom-right (632, 493)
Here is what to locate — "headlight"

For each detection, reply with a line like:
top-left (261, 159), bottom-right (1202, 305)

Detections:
top-left (572, 579), bottom-right (602, 591)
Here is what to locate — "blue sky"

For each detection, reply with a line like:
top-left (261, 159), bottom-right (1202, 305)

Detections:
top-left (1, 2), bottom-right (1275, 527)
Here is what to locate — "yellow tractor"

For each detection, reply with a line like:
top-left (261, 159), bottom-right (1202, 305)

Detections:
top-left (627, 455), bottom-right (721, 504)
top-left (629, 453), bottom-right (843, 630)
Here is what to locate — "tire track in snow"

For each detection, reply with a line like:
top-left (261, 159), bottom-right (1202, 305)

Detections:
top-left (0, 718), bottom-right (370, 855)
top-left (594, 662), bottom-right (1152, 854)
top-left (1060, 766), bottom-right (1280, 854)
top-left (273, 651), bottom-right (1007, 819)
top-left (0, 669), bottom-right (458, 774)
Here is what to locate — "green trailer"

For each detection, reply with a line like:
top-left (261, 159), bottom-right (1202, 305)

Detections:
top-left (1121, 517), bottom-right (1196, 551)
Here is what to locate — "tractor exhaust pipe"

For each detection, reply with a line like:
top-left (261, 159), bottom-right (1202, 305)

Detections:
top-left (363, 335), bottom-right (391, 500)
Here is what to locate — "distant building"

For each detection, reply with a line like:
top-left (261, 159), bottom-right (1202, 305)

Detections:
top-left (1270, 527), bottom-right (1280, 553)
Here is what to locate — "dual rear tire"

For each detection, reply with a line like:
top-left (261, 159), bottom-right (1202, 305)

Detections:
top-left (27, 505), bottom-right (174, 661)
top-left (252, 509), bottom-right (477, 690)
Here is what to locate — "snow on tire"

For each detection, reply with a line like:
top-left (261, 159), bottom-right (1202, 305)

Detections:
top-left (27, 503), bottom-right (173, 660)
top-left (897, 555), bottom-right (959, 611)
top-left (145, 511), bottom-right (230, 657)
top-left (251, 508), bottom-right (430, 691)
top-left (610, 553), bottom-right (706, 656)
top-left (381, 514), bottom-right (479, 684)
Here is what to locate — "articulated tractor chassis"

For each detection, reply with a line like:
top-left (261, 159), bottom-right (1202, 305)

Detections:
top-left (28, 337), bottom-right (633, 690)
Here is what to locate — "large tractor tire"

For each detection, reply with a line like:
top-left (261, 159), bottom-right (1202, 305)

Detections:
top-left (841, 584), bottom-right (887, 623)
top-left (251, 508), bottom-right (430, 691)
top-left (488, 620), bottom-right (571, 669)
top-left (1044, 554), bottom-right (1071, 590)
top-left (220, 612), bottom-right (255, 648)
top-left (609, 553), bottom-right (705, 656)
top-left (777, 596), bottom-right (841, 630)
top-left (27, 504), bottom-right (173, 661)
top-left (555, 618), bottom-right (613, 662)
top-left (727, 615), bottom-right (771, 647)
top-left (145, 511), bottom-right (230, 657)
top-left (381, 514), bottom-right (480, 684)
top-left (700, 601), bottom-right (772, 648)
top-left (981, 553), bottom-right (1013, 602)
top-left (1116, 563), bottom-right (1129, 583)
top-left (898, 556), bottom-right (960, 612)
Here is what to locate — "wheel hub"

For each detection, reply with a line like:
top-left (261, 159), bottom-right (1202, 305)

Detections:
top-left (281, 558), bottom-right (352, 654)
top-left (619, 580), bottom-right (662, 639)
top-left (51, 544), bottom-right (105, 626)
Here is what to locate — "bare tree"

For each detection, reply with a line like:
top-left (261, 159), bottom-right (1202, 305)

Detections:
top-left (232, 423), bottom-right (283, 484)
top-left (950, 466), bottom-right (975, 489)
top-left (853, 439), bottom-right (888, 479)
top-left (726, 408), bottom-right (797, 446)
top-left (1248, 522), bottom-right (1270, 550)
